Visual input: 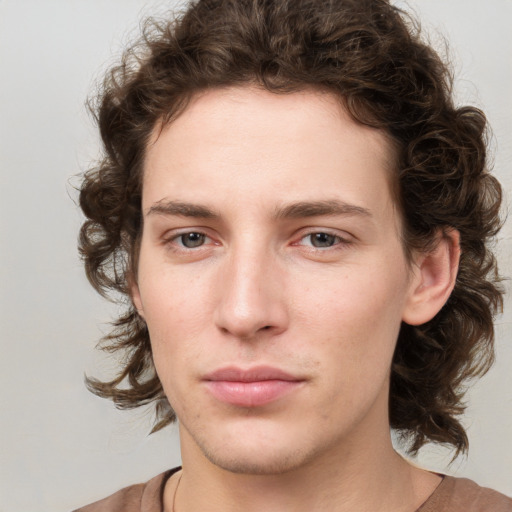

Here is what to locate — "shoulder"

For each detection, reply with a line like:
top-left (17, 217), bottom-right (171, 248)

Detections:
top-left (420, 475), bottom-right (512, 512)
top-left (72, 469), bottom-right (179, 512)
top-left (73, 482), bottom-right (146, 512)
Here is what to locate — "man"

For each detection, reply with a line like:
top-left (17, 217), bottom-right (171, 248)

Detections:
top-left (76, 0), bottom-right (511, 510)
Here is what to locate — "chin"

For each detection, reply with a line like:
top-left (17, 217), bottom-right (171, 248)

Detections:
top-left (201, 444), bottom-right (311, 476)
top-left (186, 419), bottom-right (326, 476)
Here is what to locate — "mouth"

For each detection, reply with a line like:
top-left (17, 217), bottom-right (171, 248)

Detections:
top-left (202, 366), bottom-right (305, 407)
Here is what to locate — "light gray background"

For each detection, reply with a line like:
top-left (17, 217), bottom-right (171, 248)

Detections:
top-left (1, 1), bottom-right (511, 510)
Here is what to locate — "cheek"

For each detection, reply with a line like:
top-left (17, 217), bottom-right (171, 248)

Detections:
top-left (293, 263), bottom-right (408, 379)
top-left (296, 261), bottom-right (407, 332)
top-left (137, 264), bottom-right (213, 380)
top-left (139, 257), bottom-right (210, 328)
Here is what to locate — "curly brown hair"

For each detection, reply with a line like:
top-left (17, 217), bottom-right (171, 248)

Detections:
top-left (79, 0), bottom-right (503, 456)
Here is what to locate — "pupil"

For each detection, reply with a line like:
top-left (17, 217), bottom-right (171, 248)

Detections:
top-left (182, 232), bottom-right (205, 248)
top-left (312, 233), bottom-right (335, 247)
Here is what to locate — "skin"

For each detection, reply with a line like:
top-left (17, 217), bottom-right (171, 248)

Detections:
top-left (132, 87), bottom-right (459, 512)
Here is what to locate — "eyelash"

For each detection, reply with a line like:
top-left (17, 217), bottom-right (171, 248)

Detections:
top-left (165, 231), bottom-right (215, 251)
top-left (295, 231), bottom-right (350, 250)
top-left (163, 229), bottom-right (351, 255)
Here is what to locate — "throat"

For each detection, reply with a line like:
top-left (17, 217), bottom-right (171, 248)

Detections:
top-left (165, 452), bottom-right (441, 512)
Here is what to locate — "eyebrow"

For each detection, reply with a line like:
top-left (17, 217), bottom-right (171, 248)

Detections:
top-left (146, 200), bottom-right (218, 218)
top-left (274, 199), bottom-right (372, 220)
top-left (145, 199), bottom-right (371, 220)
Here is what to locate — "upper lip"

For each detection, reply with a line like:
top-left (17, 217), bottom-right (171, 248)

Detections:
top-left (203, 366), bottom-right (303, 382)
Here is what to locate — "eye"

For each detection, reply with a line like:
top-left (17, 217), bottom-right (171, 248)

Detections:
top-left (175, 232), bottom-right (208, 248)
top-left (301, 232), bottom-right (343, 248)
top-left (307, 232), bottom-right (338, 248)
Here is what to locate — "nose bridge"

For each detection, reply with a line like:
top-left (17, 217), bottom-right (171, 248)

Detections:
top-left (215, 237), bottom-right (287, 338)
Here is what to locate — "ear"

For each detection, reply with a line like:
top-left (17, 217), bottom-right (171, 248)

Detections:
top-left (128, 273), bottom-right (145, 320)
top-left (402, 229), bottom-right (460, 326)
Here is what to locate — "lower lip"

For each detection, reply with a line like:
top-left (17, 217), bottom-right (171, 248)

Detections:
top-left (204, 380), bottom-right (302, 407)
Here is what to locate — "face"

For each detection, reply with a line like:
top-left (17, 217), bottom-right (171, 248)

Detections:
top-left (134, 87), bottom-right (419, 475)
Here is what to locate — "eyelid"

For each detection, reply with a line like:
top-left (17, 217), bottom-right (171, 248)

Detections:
top-left (162, 227), bottom-right (218, 250)
top-left (159, 226), bottom-right (354, 254)
top-left (292, 227), bottom-right (354, 246)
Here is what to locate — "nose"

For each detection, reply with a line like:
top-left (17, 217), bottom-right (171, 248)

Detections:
top-left (214, 245), bottom-right (289, 340)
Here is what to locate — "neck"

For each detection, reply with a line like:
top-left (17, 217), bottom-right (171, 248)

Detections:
top-left (168, 426), bottom-right (439, 512)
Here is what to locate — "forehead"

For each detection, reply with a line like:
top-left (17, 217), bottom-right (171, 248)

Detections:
top-left (143, 86), bottom-right (398, 219)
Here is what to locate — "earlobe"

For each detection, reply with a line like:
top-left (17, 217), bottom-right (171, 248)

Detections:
top-left (402, 229), bottom-right (460, 326)
top-left (129, 274), bottom-right (145, 319)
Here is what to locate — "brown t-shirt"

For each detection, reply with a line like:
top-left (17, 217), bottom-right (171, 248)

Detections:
top-left (73, 468), bottom-right (512, 512)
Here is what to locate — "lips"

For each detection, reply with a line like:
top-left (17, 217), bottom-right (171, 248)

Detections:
top-left (203, 366), bottom-right (304, 407)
